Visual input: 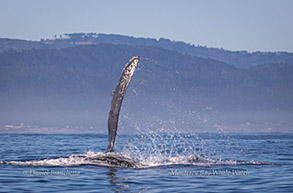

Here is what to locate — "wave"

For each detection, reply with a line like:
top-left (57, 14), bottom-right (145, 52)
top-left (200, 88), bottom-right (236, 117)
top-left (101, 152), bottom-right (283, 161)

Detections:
top-left (0, 151), bottom-right (273, 168)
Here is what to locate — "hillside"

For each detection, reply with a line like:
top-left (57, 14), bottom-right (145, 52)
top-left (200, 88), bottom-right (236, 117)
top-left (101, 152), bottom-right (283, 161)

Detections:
top-left (0, 43), bottom-right (292, 131)
top-left (1, 33), bottom-right (293, 69)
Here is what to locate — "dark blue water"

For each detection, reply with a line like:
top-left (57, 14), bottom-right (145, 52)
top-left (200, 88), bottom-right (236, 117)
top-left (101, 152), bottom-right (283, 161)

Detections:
top-left (0, 132), bottom-right (292, 192)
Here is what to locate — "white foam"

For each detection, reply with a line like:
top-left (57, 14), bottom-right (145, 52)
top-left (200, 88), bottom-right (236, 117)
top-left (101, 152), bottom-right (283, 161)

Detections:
top-left (1, 151), bottom-right (272, 168)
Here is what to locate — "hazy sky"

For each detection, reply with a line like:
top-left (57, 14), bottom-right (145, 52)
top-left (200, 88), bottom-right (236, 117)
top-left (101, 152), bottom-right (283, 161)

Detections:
top-left (0, 0), bottom-right (292, 52)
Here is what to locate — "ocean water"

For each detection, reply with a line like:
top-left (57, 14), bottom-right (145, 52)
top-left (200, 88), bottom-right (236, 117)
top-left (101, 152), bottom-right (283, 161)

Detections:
top-left (0, 132), bottom-right (292, 192)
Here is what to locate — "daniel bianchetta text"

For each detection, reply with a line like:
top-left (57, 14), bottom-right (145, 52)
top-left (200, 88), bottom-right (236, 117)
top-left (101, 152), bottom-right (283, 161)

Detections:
top-left (23, 170), bottom-right (80, 176)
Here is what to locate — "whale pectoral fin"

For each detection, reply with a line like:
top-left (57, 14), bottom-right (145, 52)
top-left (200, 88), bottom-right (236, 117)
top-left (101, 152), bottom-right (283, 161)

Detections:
top-left (106, 144), bottom-right (114, 153)
top-left (106, 56), bottom-right (140, 153)
top-left (107, 111), bottom-right (118, 153)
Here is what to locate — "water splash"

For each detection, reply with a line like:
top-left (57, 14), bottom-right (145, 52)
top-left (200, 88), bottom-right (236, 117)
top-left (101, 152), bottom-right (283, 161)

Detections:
top-left (0, 129), bottom-right (274, 168)
top-left (120, 129), bottom-right (202, 166)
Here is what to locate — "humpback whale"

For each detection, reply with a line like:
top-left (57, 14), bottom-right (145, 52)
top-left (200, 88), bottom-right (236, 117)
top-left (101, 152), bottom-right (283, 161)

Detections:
top-left (0, 56), bottom-right (273, 168)
top-left (0, 56), bottom-right (142, 168)
top-left (106, 56), bottom-right (140, 153)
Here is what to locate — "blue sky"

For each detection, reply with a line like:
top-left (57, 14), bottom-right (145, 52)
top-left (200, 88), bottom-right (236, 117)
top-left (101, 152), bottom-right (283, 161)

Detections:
top-left (0, 0), bottom-right (292, 52)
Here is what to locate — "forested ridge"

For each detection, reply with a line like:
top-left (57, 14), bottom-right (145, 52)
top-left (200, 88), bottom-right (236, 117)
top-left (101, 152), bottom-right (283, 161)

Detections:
top-left (0, 35), bottom-right (292, 130)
